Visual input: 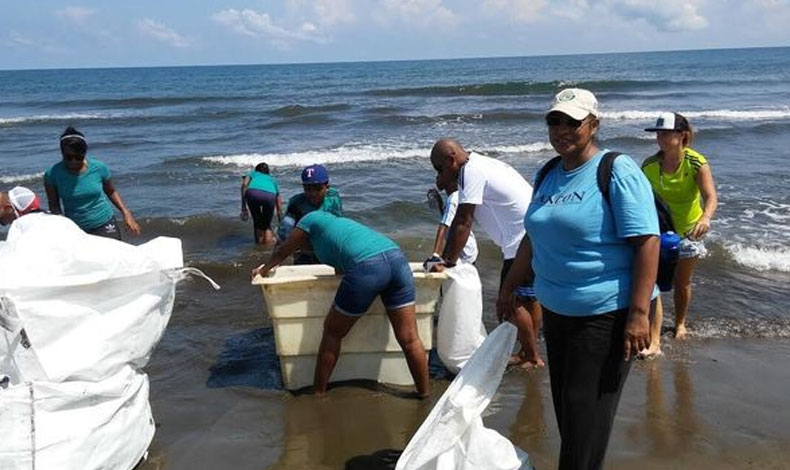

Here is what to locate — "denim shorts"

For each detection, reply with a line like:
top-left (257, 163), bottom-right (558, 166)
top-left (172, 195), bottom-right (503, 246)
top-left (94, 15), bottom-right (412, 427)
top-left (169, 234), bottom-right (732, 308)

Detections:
top-left (334, 249), bottom-right (416, 316)
top-left (500, 258), bottom-right (536, 300)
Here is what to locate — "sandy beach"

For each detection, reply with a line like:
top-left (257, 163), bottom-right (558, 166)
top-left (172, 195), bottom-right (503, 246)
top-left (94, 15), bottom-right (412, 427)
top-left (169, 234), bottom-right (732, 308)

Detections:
top-left (136, 262), bottom-right (790, 470)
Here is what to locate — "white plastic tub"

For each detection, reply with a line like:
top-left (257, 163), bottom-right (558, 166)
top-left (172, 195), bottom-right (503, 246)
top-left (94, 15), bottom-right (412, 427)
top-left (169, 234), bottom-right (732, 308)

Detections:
top-left (252, 263), bottom-right (445, 390)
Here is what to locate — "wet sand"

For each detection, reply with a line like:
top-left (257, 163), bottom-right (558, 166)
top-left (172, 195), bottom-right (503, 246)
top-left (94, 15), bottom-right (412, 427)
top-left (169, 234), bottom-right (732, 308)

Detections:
top-left (138, 277), bottom-right (790, 470)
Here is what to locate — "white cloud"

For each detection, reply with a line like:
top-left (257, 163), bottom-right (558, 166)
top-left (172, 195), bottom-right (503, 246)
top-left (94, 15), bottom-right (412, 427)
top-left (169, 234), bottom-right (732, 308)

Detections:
top-left (604, 0), bottom-right (708, 31)
top-left (136, 18), bottom-right (190, 48)
top-left (751, 0), bottom-right (789, 6)
top-left (212, 8), bottom-right (324, 44)
top-left (482, 0), bottom-right (548, 23)
top-left (314, 0), bottom-right (357, 26)
top-left (56, 6), bottom-right (96, 24)
top-left (375, 0), bottom-right (458, 29)
top-left (6, 31), bottom-right (63, 53)
top-left (288, 0), bottom-right (357, 27)
top-left (8, 31), bottom-right (36, 47)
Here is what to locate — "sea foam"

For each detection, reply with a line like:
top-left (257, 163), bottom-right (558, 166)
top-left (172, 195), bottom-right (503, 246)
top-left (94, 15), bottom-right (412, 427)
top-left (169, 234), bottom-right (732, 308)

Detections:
top-left (202, 144), bottom-right (430, 168)
top-left (603, 108), bottom-right (790, 121)
top-left (202, 141), bottom-right (552, 168)
top-left (0, 113), bottom-right (115, 126)
top-left (726, 243), bottom-right (790, 272)
top-left (0, 172), bottom-right (44, 184)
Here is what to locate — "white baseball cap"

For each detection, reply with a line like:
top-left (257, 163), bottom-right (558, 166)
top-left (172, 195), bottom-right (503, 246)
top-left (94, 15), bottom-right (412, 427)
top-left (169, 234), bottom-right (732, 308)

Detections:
top-left (8, 186), bottom-right (41, 215)
top-left (644, 112), bottom-right (689, 132)
top-left (548, 88), bottom-right (600, 120)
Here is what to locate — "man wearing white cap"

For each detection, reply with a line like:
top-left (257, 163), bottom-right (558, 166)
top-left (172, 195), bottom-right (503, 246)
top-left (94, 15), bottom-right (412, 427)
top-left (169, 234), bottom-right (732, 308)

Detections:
top-left (0, 186), bottom-right (43, 226)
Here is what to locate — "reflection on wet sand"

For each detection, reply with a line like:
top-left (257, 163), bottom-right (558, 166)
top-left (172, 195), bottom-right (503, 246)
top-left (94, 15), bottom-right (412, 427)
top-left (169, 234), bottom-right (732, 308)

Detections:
top-left (510, 372), bottom-right (550, 456)
top-left (273, 385), bottom-right (433, 470)
top-left (629, 359), bottom-right (702, 459)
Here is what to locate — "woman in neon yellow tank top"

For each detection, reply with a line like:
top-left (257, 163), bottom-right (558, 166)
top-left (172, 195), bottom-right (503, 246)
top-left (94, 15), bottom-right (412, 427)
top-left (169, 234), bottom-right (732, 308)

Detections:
top-left (642, 112), bottom-right (718, 346)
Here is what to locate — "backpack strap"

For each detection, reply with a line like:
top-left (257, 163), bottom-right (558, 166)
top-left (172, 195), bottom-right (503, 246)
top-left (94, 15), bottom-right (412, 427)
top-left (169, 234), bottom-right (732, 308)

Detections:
top-left (597, 151), bottom-right (676, 233)
top-left (596, 151), bottom-right (621, 205)
top-left (533, 156), bottom-right (562, 193)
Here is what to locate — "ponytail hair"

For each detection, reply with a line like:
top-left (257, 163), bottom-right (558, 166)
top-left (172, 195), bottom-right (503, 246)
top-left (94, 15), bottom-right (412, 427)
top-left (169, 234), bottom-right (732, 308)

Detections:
top-left (675, 113), bottom-right (694, 148)
top-left (60, 126), bottom-right (88, 156)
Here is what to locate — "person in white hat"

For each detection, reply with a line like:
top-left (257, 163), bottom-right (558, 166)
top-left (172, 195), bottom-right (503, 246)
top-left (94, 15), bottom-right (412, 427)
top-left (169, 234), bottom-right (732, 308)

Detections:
top-left (0, 186), bottom-right (42, 226)
top-left (501, 88), bottom-right (660, 470)
top-left (642, 112), bottom-right (718, 342)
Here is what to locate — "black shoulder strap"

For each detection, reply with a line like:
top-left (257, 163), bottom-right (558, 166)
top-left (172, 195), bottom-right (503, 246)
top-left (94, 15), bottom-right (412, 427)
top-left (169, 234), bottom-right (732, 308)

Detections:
top-left (598, 151), bottom-right (676, 233)
top-left (596, 151), bottom-right (622, 205)
top-left (533, 156), bottom-right (562, 193)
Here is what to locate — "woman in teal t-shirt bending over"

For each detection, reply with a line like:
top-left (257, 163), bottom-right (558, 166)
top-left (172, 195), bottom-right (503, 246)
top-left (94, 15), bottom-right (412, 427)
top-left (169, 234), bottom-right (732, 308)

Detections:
top-left (44, 126), bottom-right (141, 240)
top-left (251, 211), bottom-right (430, 398)
top-left (240, 162), bottom-right (282, 244)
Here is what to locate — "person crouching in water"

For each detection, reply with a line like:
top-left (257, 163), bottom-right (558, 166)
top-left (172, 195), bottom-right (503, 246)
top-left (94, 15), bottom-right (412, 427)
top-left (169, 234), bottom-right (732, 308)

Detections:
top-left (252, 211), bottom-right (429, 398)
top-left (240, 162), bottom-right (282, 244)
top-left (280, 164), bottom-right (343, 264)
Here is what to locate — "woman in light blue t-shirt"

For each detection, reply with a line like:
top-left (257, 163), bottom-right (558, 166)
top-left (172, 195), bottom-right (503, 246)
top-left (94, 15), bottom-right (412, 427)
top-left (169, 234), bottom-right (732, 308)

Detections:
top-left (43, 126), bottom-right (140, 240)
top-left (251, 211), bottom-right (429, 399)
top-left (500, 89), bottom-right (659, 470)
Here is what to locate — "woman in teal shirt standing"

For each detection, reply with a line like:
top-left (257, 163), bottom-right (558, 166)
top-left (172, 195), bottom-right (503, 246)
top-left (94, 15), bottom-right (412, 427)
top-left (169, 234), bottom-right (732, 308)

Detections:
top-left (240, 162), bottom-right (282, 244)
top-left (44, 126), bottom-right (141, 240)
top-left (251, 211), bottom-right (430, 398)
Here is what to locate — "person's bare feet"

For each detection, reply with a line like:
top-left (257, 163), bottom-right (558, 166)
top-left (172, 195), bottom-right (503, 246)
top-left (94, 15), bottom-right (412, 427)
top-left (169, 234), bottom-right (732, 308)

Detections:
top-left (508, 350), bottom-right (545, 368)
top-left (637, 345), bottom-right (663, 359)
top-left (675, 324), bottom-right (688, 339)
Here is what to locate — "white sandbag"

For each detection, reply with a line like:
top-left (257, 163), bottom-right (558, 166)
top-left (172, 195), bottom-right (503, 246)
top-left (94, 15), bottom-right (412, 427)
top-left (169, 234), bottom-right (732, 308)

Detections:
top-left (436, 262), bottom-right (487, 374)
top-left (0, 366), bottom-right (153, 470)
top-left (0, 213), bottom-right (217, 470)
top-left (0, 213), bottom-right (184, 383)
top-left (396, 323), bottom-right (532, 470)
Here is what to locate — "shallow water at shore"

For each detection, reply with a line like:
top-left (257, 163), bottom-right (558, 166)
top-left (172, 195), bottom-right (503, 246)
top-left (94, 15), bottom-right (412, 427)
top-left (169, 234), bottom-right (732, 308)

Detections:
top-left (129, 235), bottom-right (790, 470)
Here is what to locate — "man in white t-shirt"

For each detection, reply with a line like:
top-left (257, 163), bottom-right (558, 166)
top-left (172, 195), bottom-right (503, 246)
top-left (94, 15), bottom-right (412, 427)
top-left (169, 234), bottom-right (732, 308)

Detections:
top-left (429, 139), bottom-right (543, 367)
top-left (426, 164), bottom-right (478, 265)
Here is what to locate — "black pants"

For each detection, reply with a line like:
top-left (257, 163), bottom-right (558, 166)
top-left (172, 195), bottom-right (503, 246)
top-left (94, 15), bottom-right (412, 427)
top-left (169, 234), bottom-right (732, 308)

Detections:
top-left (245, 189), bottom-right (276, 231)
top-left (86, 216), bottom-right (122, 240)
top-left (543, 307), bottom-right (632, 470)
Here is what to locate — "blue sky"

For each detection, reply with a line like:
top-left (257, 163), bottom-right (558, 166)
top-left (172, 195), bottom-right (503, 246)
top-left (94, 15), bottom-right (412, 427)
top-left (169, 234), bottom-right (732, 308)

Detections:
top-left (2, 0), bottom-right (789, 69)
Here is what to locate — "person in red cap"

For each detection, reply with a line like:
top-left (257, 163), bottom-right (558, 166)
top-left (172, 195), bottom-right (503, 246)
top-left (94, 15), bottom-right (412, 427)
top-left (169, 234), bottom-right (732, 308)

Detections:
top-left (0, 186), bottom-right (42, 226)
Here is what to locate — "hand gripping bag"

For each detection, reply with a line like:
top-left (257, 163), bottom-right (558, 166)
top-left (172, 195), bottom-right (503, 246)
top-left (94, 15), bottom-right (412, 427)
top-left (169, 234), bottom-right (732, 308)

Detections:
top-left (396, 323), bottom-right (532, 470)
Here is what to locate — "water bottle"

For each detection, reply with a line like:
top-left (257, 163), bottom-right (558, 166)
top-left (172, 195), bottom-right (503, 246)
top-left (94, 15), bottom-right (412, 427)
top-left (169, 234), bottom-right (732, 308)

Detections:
top-left (657, 231), bottom-right (680, 292)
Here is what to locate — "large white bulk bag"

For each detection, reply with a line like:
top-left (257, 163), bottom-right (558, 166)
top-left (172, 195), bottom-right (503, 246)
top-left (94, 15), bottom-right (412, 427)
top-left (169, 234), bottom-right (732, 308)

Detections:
top-left (436, 263), bottom-right (486, 374)
top-left (0, 214), bottom-right (215, 470)
top-left (0, 213), bottom-right (184, 383)
top-left (0, 366), bottom-right (153, 470)
top-left (396, 323), bottom-right (532, 470)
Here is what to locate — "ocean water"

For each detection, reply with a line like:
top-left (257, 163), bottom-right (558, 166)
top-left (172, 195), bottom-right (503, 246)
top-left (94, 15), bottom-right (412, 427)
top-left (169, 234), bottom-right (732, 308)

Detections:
top-left (3, 47), bottom-right (790, 470)
top-left (1, 47), bottom-right (789, 340)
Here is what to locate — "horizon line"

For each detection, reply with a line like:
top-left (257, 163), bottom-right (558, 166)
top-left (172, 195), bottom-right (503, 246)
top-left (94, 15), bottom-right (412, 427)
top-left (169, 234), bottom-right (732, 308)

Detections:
top-left (1, 44), bottom-right (788, 73)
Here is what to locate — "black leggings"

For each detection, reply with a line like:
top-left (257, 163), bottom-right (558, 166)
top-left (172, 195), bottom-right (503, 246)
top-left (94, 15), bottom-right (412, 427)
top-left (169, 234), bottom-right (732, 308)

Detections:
top-left (543, 306), bottom-right (632, 470)
top-left (245, 189), bottom-right (276, 231)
